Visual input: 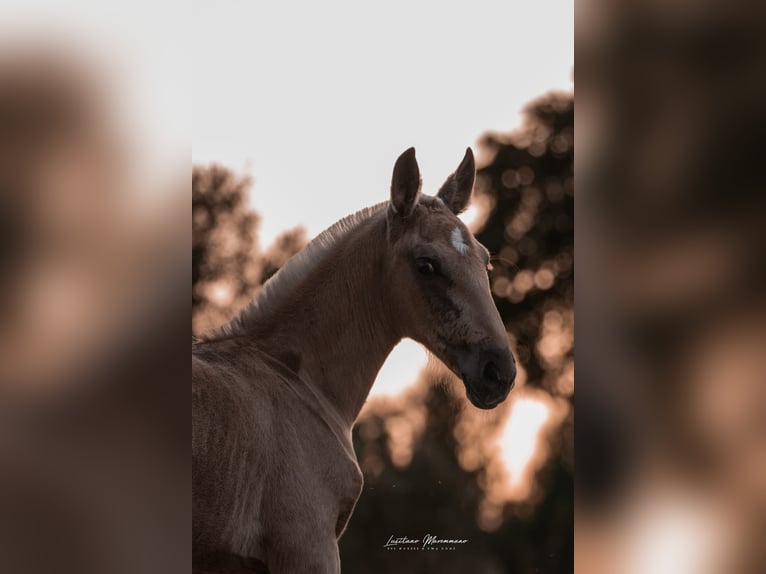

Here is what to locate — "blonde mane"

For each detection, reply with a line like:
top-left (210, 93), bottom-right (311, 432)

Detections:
top-left (211, 201), bottom-right (389, 339)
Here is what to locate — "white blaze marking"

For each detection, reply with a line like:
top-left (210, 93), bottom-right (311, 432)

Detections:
top-left (451, 227), bottom-right (470, 255)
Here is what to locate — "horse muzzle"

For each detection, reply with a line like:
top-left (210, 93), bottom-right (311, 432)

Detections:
top-left (455, 342), bottom-right (516, 410)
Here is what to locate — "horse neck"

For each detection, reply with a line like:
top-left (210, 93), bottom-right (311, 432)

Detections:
top-left (252, 214), bottom-right (400, 427)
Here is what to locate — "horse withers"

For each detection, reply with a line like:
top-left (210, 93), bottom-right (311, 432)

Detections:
top-left (192, 147), bottom-right (516, 573)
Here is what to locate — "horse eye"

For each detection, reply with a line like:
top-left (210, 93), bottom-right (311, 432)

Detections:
top-left (415, 257), bottom-right (437, 275)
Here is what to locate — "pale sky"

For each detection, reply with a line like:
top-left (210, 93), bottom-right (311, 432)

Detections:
top-left (193, 0), bottom-right (573, 243)
top-left (193, 0), bottom-right (573, 396)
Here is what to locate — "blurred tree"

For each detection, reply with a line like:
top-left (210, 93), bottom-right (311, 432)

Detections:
top-left (258, 227), bottom-right (308, 285)
top-left (192, 164), bottom-right (305, 335)
top-left (477, 98), bottom-right (575, 572)
top-left (474, 91), bottom-right (574, 473)
top-left (342, 381), bottom-right (512, 574)
top-left (475, 92), bottom-right (574, 394)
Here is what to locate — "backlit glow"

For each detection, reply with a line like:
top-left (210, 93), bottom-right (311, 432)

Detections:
top-left (370, 339), bottom-right (428, 398)
top-left (499, 396), bottom-right (551, 494)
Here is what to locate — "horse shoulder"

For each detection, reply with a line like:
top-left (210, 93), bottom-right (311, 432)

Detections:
top-left (263, 395), bottom-right (363, 543)
top-left (333, 448), bottom-right (363, 539)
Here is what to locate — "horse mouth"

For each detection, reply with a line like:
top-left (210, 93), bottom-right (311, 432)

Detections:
top-left (465, 383), bottom-right (511, 410)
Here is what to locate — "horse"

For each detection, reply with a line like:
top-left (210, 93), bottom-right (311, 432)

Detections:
top-left (192, 147), bottom-right (516, 573)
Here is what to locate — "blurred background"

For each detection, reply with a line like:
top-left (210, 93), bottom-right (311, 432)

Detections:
top-left (576, 1), bottom-right (765, 573)
top-left (192, 2), bottom-right (574, 572)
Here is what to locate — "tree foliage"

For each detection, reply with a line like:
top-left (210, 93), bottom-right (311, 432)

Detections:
top-left (192, 165), bottom-right (305, 335)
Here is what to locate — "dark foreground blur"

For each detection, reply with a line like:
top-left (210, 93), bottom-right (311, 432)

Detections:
top-left (0, 32), bottom-right (189, 574)
top-left (577, 2), bottom-right (765, 573)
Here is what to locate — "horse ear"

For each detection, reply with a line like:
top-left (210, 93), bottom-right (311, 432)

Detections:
top-left (437, 147), bottom-right (475, 214)
top-left (390, 147), bottom-right (421, 218)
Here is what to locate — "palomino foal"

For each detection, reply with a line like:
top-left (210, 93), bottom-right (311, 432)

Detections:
top-left (192, 147), bottom-right (516, 573)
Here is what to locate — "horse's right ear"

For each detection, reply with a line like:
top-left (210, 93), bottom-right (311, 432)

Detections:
top-left (437, 147), bottom-right (475, 214)
top-left (390, 147), bottom-right (421, 218)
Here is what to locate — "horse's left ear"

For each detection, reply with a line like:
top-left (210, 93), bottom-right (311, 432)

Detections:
top-left (437, 148), bottom-right (475, 214)
top-left (391, 147), bottom-right (421, 218)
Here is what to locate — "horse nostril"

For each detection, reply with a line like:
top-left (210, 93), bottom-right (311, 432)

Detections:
top-left (482, 360), bottom-right (500, 382)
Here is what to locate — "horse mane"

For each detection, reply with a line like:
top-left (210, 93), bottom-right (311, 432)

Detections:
top-left (208, 201), bottom-right (389, 339)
